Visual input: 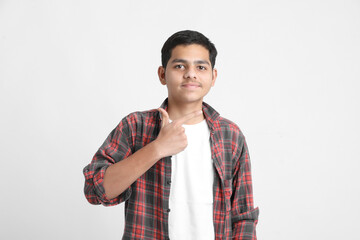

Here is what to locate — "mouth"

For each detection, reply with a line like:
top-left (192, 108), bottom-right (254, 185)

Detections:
top-left (181, 83), bottom-right (201, 89)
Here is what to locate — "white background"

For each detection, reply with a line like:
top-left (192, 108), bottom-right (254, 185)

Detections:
top-left (1, 0), bottom-right (359, 239)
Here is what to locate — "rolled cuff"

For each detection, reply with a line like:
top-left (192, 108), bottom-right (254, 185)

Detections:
top-left (84, 165), bottom-right (132, 206)
top-left (232, 207), bottom-right (259, 240)
top-left (232, 207), bottom-right (259, 223)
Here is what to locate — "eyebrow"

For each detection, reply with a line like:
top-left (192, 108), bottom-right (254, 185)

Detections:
top-left (171, 58), bottom-right (210, 66)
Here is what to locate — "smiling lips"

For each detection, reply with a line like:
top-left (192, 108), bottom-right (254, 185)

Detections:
top-left (181, 83), bottom-right (201, 89)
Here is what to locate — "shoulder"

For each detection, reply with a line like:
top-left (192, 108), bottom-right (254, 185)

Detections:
top-left (202, 101), bottom-right (246, 142)
top-left (216, 116), bottom-right (245, 138)
top-left (215, 116), bottom-right (250, 162)
top-left (116, 108), bottom-right (160, 131)
top-left (124, 108), bottom-right (159, 124)
top-left (214, 116), bottom-right (247, 151)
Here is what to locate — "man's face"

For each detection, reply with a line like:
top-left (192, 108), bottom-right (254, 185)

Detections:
top-left (158, 44), bottom-right (217, 105)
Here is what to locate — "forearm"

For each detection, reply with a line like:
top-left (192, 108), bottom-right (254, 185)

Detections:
top-left (96, 108), bottom-right (197, 201)
top-left (103, 140), bottom-right (163, 200)
top-left (231, 136), bottom-right (259, 239)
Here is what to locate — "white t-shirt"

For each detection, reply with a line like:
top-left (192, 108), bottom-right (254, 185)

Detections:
top-left (168, 119), bottom-right (215, 240)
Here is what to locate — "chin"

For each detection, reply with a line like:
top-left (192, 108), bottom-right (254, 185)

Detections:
top-left (169, 91), bottom-right (207, 104)
top-left (179, 96), bottom-right (204, 104)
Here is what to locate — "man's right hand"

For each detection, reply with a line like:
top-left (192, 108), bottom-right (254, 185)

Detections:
top-left (102, 108), bottom-right (203, 199)
top-left (155, 108), bottom-right (203, 158)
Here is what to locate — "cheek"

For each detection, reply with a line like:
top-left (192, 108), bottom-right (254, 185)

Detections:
top-left (165, 71), bottom-right (175, 79)
top-left (164, 77), bottom-right (178, 90)
top-left (165, 72), bottom-right (182, 84)
top-left (201, 74), bottom-right (215, 86)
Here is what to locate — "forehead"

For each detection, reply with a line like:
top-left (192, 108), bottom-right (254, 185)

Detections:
top-left (170, 44), bottom-right (210, 61)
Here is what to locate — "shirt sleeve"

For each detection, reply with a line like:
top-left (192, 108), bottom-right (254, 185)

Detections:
top-left (83, 117), bottom-right (134, 206)
top-left (231, 136), bottom-right (259, 239)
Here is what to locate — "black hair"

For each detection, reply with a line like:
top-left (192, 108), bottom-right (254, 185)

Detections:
top-left (161, 30), bottom-right (217, 69)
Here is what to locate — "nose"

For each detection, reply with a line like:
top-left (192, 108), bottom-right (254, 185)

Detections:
top-left (184, 67), bottom-right (197, 79)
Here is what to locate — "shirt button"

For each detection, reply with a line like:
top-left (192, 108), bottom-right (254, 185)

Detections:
top-left (167, 180), bottom-right (171, 185)
top-left (166, 208), bottom-right (171, 212)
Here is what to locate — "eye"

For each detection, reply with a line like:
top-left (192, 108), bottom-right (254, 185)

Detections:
top-left (174, 64), bottom-right (185, 69)
top-left (197, 65), bottom-right (207, 71)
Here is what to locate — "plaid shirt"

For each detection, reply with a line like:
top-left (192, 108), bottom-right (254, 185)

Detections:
top-left (83, 99), bottom-right (259, 240)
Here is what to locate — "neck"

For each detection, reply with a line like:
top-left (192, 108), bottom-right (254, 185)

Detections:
top-left (167, 98), bottom-right (204, 125)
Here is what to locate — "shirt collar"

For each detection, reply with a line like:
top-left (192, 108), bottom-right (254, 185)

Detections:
top-left (159, 98), bottom-right (220, 132)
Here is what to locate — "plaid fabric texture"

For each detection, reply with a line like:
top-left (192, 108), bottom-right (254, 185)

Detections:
top-left (83, 99), bottom-right (259, 239)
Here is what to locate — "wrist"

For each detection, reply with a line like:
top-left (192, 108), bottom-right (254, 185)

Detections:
top-left (149, 139), bottom-right (164, 160)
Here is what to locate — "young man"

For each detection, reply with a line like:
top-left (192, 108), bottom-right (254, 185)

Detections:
top-left (83, 30), bottom-right (259, 240)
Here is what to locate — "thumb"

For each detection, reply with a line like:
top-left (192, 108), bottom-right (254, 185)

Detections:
top-left (157, 108), bottom-right (170, 128)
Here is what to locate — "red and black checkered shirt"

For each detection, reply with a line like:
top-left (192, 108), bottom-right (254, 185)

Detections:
top-left (83, 99), bottom-right (259, 240)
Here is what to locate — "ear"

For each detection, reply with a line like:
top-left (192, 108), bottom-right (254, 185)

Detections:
top-left (211, 68), bottom-right (217, 87)
top-left (158, 66), bottom-right (166, 85)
